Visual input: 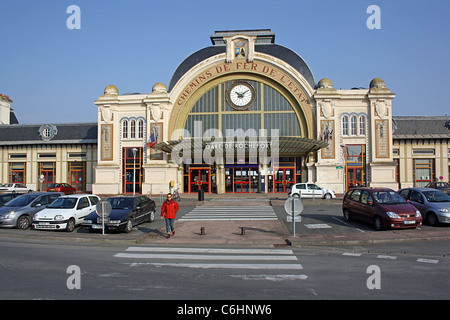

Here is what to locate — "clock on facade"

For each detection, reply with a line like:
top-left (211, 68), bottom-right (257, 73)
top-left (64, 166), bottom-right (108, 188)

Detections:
top-left (226, 81), bottom-right (256, 110)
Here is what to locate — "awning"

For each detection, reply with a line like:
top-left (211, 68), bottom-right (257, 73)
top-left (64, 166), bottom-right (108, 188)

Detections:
top-left (155, 136), bottom-right (328, 157)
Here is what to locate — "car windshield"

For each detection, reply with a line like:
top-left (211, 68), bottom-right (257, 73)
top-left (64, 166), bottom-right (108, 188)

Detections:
top-left (48, 198), bottom-right (77, 209)
top-left (108, 198), bottom-right (133, 210)
top-left (437, 182), bottom-right (450, 188)
top-left (423, 190), bottom-right (450, 202)
top-left (5, 194), bottom-right (39, 207)
top-left (372, 191), bottom-right (407, 204)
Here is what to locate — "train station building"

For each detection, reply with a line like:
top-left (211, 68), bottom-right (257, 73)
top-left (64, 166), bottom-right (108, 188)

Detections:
top-left (1, 30), bottom-right (449, 195)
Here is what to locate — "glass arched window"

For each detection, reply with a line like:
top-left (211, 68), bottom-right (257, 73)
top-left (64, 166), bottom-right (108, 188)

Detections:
top-left (350, 115), bottom-right (357, 135)
top-left (359, 115), bottom-right (366, 135)
top-left (184, 80), bottom-right (301, 138)
top-left (138, 120), bottom-right (144, 138)
top-left (342, 116), bottom-right (349, 136)
top-left (122, 120), bottom-right (128, 139)
top-left (130, 120), bottom-right (136, 139)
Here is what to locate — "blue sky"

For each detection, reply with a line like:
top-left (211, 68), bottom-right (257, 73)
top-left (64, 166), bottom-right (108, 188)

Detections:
top-left (0, 0), bottom-right (449, 124)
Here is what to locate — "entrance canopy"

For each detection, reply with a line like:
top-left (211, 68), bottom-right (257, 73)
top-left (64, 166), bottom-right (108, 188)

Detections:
top-left (155, 136), bottom-right (328, 158)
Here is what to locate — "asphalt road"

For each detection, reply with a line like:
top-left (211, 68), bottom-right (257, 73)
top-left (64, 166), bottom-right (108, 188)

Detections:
top-left (0, 237), bottom-right (449, 301)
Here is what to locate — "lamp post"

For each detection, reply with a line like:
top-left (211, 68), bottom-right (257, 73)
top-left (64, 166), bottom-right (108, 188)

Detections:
top-left (132, 148), bottom-right (138, 196)
top-left (340, 144), bottom-right (347, 194)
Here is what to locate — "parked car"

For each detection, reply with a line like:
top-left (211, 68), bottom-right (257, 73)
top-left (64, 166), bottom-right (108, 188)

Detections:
top-left (0, 193), bottom-right (24, 207)
top-left (46, 183), bottom-right (76, 195)
top-left (0, 192), bottom-right (64, 229)
top-left (0, 183), bottom-right (32, 193)
top-left (398, 187), bottom-right (450, 226)
top-left (289, 183), bottom-right (336, 200)
top-left (342, 187), bottom-right (422, 231)
top-left (32, 194), bottom-right (100, 232)
top-left (424, 182), bottom-right (450, 194)
top-left (82, 195), bottom-right (156, 233)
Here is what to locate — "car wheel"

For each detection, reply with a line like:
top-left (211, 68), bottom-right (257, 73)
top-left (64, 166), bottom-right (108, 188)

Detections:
top-left (374, 216), bottom-right (383, 231)
top-left (124, 219), bottom-right (133, 233)
top-left (17, 215), bottom-right (31, 230)
top-left (65, 218), bottom-right (76, 232)
top-left (343, 209), bottom-right (352, 222)
top-left (426, 213), bottom-right (439, 227)
top-left (324, 193), bottom-right (332, 200)
top-left (148, 210), bottom-right (155, 223)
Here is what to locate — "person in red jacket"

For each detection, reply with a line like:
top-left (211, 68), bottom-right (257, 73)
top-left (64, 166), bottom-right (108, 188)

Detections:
top-left (161, 193), bottom-right (179, 239)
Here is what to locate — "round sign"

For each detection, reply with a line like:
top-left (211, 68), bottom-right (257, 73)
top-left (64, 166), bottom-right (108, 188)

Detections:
top-left (96, 200), bottom-right (112, 218)
top-left (284, 197), bottom-right (304, 216)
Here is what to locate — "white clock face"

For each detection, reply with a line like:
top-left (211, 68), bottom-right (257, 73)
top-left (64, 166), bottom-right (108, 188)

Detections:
top-left (227, 82), bottom-right (256, 110)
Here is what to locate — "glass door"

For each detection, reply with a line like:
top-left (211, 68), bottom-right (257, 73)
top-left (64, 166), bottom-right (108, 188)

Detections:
top-left (69, 162), bottom-right (86, 192)
top-left (347, 167), bottom-right (363, 189)
top-left (190, 168), bottom-right (210, 193)
top-left (122, 148), bottom-right (143, 194)
top-left (274, 168), bottom-right (295, 193)
top-left (39, 162), bottom-right (55, 191)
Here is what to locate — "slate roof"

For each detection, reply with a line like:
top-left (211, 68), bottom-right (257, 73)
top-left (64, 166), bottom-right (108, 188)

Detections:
top-left (168, 44), bottom-right (316, 92)
top-left (393, 116), bottom-right (450, 139)
top-left (0, 123), bottom-right (97, 145)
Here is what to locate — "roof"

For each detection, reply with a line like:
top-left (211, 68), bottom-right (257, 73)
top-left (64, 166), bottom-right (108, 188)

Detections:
top-left (0, 123), bottom-right (97, 145)
top-left (393, 116), bottom-right (450, 139)
top-left (155, 136), bottom-right (328, 157)
top-left (168, 41), bottom-right (316, 91)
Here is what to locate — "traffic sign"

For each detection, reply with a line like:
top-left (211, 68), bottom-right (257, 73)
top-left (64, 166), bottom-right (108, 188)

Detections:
top-left (284, 197), bottom-right (304, 216)
top-left (95, 200), bottom-right (112, 235)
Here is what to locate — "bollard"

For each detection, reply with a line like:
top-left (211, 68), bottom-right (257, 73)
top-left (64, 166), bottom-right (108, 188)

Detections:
top-left (240, 227), bottom-right (246, 235)
top-left (200, 227), bottom-right (206, 235)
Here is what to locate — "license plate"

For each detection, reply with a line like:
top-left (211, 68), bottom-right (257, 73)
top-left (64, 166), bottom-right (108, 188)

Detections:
top-left (92, 225), bottom-right (102, 229)
top-left (39, 222), bottom-right (50, 225)
top-left (404, 220), bottom-right (415, 224)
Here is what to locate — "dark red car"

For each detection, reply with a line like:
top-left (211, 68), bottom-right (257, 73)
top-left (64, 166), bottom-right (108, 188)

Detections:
top-left (342, 187), bottom-right (422, 231)
top-left (47, 183), bottom-right (76, 195)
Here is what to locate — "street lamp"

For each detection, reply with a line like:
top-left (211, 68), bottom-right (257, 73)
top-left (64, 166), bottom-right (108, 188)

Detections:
top-left (340, 144), bottom-right (347, 194)
top-left (132, 148), bottom-right (138, 196)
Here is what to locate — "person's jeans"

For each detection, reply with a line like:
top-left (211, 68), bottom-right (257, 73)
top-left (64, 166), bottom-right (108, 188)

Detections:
top-left (165, 218), bottom-right (175, 233)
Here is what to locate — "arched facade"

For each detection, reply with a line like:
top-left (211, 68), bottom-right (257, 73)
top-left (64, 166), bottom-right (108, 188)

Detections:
top-left (92, 30), bottom-right (398, 195)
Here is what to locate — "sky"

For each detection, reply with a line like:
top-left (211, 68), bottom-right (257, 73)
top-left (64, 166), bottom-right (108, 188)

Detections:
top-left (0, 0), bottom-right (449, 124)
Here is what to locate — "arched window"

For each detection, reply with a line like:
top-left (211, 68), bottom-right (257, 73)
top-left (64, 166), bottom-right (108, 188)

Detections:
top-left (138, 120), bottom-right (144, 138)
top-left (130, 120), bottom-right (136, 139)
top-left (359, 115), bottom-right (366, 135)
top-left (122, 120), bottom-right (128, 139)
top-left (350, 115), bottom-right (357, 135)
top-left (342, 115), bottom-right (349, 136)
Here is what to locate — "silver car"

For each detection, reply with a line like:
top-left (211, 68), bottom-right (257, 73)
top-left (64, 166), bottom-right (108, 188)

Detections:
top-left (398, 188), bottom-right (450, 226)
top-left (0, 192), bottom-right (63, 229)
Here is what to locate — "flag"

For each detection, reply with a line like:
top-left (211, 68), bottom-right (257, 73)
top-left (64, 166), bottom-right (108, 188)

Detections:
top-left (146, 130), bottom-right (157, 148)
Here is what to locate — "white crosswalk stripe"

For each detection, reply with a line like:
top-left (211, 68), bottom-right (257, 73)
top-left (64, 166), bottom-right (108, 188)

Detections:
top-left (179, 206), bottom-right (278, 221)
top-left (114, 247), bottom-right (304, 272)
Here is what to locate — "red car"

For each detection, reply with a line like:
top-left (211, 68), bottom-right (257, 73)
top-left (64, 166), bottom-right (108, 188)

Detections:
top-left (342, 187), bottom-right (422, 231)
top-left (47, 183), bottom-right (76, 195)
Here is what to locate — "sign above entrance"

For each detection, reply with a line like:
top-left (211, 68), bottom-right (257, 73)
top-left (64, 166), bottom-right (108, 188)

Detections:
top-left (175, 59), bottom-right (309, 110)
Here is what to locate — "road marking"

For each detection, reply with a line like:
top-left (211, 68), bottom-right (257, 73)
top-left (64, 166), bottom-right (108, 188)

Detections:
top-left (417, 258), bottom-right (439, 264)
top-left (125, 262), bottom-right (303, 270)
top-left (124, 247), bottom-right (293, 255)
top-left (230, 274), bottom-right (307, 281)
top-left (331, 217), bottom-right (365, 232)
top-left (180, 205), bottom-right (278, 221)
top-left (304, 224), bottom-right (331, 229)
top-left (115, 247), bottom-right (303, 271)
top-left (342, 252), bottom-right (362, 257)
top-left (115, 253), bottom-right (298, 261)
top-left (376, 255), bottom-right (397, 260)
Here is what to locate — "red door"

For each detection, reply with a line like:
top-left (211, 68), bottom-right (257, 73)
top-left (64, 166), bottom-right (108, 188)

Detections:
top-left (233, 168), bottom-right (250, 193)
top-left (347, 167), bottom-right (363, 190)
top-left (190, 169), bottom-right (210, 193)
top-left (274, 168), bottom-right (295, 193)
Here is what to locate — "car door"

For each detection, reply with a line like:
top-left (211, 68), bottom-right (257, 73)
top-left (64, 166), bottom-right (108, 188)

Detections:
top-left (309, 184), bottom-right (323, 198)
top-left (359, 190), bottom-right (376, 222)
top-left (74, 196), bottom-right (93, 224)
top-left (409, 190), bottom-right (427, 215)
top-left (347, 189), bottom-right (363, 219)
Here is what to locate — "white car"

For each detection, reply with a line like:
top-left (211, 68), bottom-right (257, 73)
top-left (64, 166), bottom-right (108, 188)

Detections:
top-left (0, 183), bottom-right (32, 193)
top-left (288, 183), bottom-right (336, 200)
top-left (32, 194), bottom-right (100, 232)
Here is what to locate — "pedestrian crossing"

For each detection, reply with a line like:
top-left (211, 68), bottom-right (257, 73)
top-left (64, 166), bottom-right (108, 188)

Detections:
top-left (179, 206), bottom-right (278, 221)
top-left (114, 247), bottom-right (305, 275)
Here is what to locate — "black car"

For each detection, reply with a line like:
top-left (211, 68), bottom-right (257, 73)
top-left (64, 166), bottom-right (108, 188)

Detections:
top-left (425, 182), bottom-right (450, 195)
top-left (0, 193), bottom-right (24, 207)
top-left (82, 195), bottom-right (156, 233)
